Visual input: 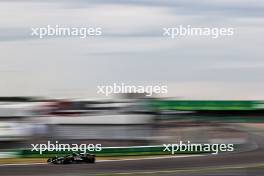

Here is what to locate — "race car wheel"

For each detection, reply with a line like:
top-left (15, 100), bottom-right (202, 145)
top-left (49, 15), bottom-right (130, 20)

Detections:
top-left (85, 156), bottom-right (95, 163)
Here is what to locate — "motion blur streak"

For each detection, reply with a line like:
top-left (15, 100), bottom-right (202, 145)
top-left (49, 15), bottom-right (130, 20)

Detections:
top-left (0, 96), bottom-right (264, 175)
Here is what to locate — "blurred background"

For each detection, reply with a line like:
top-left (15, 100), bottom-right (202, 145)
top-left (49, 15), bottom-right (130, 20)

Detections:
top-left (0, 0), bottom-right (264, 100)
top-left (0, 0), bottom-right (264, 175)
top-left (0, 95), bottom-right (263, 151)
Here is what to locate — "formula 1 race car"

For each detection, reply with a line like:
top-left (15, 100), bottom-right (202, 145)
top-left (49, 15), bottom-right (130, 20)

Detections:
top-left (47, 152), bottom-right (95, 164)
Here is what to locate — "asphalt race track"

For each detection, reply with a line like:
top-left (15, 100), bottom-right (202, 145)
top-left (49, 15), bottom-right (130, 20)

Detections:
top-left (1, 134), bottom-right (264, 176)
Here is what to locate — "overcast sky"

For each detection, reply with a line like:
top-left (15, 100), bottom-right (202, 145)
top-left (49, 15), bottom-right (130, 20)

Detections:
top-left (0, 0), bottom-right (264, 99)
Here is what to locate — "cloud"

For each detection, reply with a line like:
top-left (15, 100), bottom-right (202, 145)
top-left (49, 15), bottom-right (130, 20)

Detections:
top-left (0, 0), bottom-right (263, 98)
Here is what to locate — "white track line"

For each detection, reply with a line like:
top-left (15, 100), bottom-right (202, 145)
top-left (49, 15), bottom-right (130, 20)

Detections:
top-left (0, 154), bottom-right (206, 167)
top-left (0, 163), bottom-right (45, 166)
top-left (97, 155), bottom-right (206, 162)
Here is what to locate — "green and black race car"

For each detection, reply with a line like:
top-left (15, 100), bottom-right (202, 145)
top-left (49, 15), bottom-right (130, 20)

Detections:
top-left (47, 152), bottom-right (95, 164)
